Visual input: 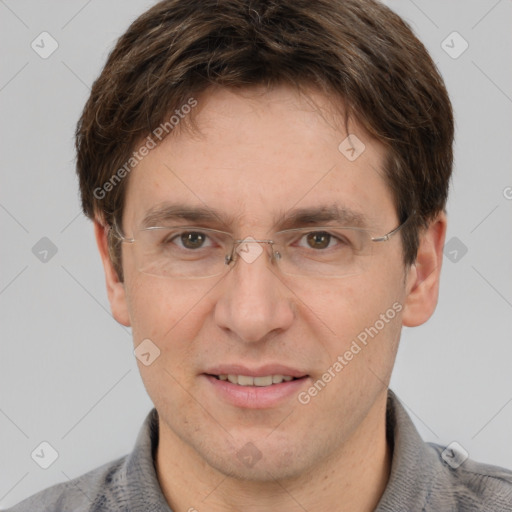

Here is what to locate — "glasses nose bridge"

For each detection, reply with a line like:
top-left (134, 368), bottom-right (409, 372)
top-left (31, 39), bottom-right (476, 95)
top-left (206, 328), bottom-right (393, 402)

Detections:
top-left (227, 237), bottom-right (278, 267)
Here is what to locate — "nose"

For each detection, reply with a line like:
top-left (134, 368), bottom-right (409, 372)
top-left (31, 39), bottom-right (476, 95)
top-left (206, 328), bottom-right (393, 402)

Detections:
top-left (214, 241), bottom-right (295, 344)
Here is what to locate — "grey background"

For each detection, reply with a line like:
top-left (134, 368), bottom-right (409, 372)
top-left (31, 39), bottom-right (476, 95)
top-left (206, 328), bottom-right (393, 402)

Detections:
top-left (1, 0), bottom-right (511, 507)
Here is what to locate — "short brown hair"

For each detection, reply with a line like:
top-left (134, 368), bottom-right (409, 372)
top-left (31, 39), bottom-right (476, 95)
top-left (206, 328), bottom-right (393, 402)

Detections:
top-left (76, 0), bottom-right (454, 279)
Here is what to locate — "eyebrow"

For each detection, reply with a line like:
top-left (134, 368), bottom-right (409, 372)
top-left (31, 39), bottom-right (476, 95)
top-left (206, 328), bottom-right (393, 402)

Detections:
top-left (140, 202), bottom-right (368, 231)
top-left (141, 203), bottom-right (238, 229)
top-left (275, 205), bottom-right (367, 230)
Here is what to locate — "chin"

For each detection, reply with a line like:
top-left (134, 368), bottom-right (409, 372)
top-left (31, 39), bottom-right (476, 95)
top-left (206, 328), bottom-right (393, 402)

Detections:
top-left (210, 452), bottom-right (304, 483)
top-left (196, 433), bottom-right (319, 483)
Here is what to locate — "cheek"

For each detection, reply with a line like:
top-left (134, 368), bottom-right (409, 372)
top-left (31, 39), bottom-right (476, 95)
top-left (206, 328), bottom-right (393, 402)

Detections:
top-left (125, 278), bottom-right (212, 405)
top-left (309, 262), bottom-right (405, 354)
top-left (124, 275), bottom-right (219, 354)
top-left (306, 279), bottom-right (383, 332)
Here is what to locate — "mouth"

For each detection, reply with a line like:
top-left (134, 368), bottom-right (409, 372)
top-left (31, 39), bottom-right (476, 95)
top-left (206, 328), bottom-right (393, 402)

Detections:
top-left (202, 365), bottom-right (310, 408)
top-left (208, 374), bottom-right (304, 387)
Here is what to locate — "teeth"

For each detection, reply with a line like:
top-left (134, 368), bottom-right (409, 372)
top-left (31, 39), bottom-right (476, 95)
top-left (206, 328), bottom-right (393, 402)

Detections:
top-left (218, 374), bottom-right (296, 386)
top-left (238, 375), bottom-right (254, 386)
top-left (254, 376), bottom-right (273, 386)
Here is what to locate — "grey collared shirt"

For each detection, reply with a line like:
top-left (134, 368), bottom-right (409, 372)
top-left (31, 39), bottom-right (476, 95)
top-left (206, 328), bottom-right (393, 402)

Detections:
top-left (5, 390), bottom-right (512, 511)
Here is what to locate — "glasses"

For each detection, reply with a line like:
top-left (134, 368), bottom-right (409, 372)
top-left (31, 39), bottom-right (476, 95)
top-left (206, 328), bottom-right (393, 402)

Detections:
top-left (111, 213), bottom-right (413, 279)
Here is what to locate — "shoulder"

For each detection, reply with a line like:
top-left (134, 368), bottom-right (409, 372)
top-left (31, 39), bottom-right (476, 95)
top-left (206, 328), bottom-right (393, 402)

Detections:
top-left (3, 455), bottom-right (127, 512)
top-left (4, 409), bottom-right (167, 512)
top-left (381, 391), bottom-right (512, 511)
top-left (426, 442), bottom-right (512, 511)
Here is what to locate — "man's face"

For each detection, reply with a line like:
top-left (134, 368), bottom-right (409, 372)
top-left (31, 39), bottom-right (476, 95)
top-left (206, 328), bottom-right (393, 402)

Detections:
top-left (116, 85), bottom-right (413, 480)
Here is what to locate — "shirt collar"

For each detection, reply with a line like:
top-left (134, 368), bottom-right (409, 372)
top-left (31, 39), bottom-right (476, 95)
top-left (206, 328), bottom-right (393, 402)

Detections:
top-left (122, 408), bottom-right (173, 511)
top-left (375, 389), bottom-right (438, 510)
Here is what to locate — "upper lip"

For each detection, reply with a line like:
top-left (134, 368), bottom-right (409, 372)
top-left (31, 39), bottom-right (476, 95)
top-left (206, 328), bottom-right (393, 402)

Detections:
top-left (204, 364), bottom-right (308, 378)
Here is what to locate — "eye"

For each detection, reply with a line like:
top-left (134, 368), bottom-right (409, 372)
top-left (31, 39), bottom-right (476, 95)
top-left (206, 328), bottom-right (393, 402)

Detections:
top-left (164, 231), bottom-right (212, 250)
top-left (300, 231), bottom-right (341, 250)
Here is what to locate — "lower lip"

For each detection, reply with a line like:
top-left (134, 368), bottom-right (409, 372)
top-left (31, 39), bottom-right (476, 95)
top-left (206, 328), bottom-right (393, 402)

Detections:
top-left (203, 374), bottom-right (309, 409)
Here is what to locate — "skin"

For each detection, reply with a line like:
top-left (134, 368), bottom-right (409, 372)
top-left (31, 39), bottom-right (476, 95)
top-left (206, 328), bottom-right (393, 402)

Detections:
top-left (95, 85), bottom-right (446, 512)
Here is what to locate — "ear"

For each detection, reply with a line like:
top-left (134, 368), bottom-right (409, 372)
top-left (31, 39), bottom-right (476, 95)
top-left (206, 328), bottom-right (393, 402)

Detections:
top-left (402, 212), bottom-right (447, 327)
top-left (94, 220), bottom-right (131, 327)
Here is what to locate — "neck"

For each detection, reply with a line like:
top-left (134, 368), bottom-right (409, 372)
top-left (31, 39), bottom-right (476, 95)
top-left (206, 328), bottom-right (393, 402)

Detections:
top-left (155, 394), bottom-right (391, 512)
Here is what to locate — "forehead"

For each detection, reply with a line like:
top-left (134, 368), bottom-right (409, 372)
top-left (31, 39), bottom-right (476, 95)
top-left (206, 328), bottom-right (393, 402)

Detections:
top-left (123, 85), bottom-right (395, 231)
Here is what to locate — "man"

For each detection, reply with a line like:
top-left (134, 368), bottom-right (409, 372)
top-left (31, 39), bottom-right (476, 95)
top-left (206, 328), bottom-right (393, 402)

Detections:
top-left (6, 0), bottom-right (512, 510)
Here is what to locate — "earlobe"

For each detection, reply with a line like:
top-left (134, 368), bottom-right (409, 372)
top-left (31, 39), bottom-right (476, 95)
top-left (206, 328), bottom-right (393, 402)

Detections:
top-left (401, 212), bottom-right (447, 327)
top-left (93, 220), bottom-right (131, 327)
